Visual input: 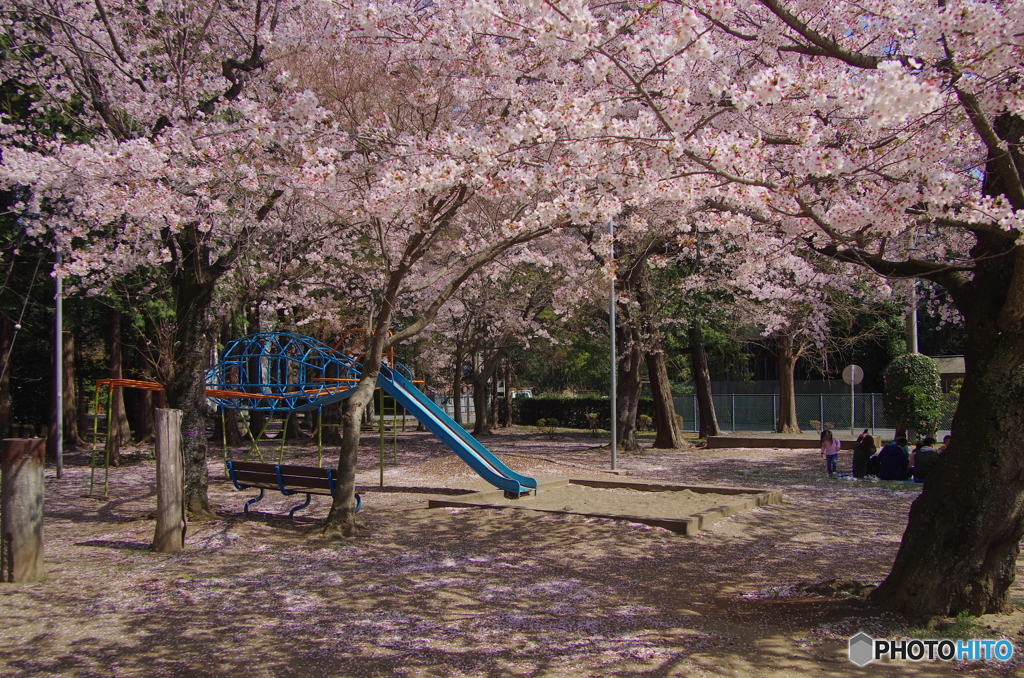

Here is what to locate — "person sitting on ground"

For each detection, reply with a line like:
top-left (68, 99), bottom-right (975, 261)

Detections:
top-left (852, 430), bottom-right (876, 479)
top-left (820, 429), bottom-right (841, 478)
top-left (938, 434), bottom-right (952, 455)
top-left (876, 436), bottom-right (910, 480)
top-left (910, 436), bottom-right (940, 482)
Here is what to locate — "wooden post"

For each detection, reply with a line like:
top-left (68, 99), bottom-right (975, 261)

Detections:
top-left (153, 409), bottom-right (185, 553)
top-left (1, 438), bottom-right (45, 583)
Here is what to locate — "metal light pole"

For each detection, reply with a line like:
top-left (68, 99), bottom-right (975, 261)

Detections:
top-left (609, 217), bottom-right (617, 471)
top-left (55, 251), bottom-right (63, 478)
top-left (906, 280), bottom-right (919, 354)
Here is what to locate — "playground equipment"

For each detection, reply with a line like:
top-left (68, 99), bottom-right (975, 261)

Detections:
top-left (89, 378), bottom-right (165, 496)
top-left (206, 332), bottom-right (538, 497)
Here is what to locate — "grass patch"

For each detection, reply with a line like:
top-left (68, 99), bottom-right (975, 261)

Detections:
top-left (895, 610), bottom-right (981, 640)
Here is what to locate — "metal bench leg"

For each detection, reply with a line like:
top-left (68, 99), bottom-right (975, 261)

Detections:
top-left (288, 493), bottom-right (313, 518)
top-left (244, 488), bottom-right (265, 513)
top-left (355, 493), bottom-right (362, 513)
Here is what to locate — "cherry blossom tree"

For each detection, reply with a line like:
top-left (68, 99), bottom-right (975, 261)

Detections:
top-left (466, 0), bottom-right (1024, 619)
top-left (260, 1), bottom-right (628, 537)
top-left (0, 0), bottom-right (609, 530)
top-left (0, 0), bottom-right (349, 516)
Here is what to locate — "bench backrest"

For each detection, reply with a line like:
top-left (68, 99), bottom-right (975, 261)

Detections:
top-left (228, 461), bottom-right (336, 495)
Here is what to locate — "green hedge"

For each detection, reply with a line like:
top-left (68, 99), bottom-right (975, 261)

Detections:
top-left (514, 396), bottom-right (655, 428)
top-left (883, 354), bottom-right (942, 437)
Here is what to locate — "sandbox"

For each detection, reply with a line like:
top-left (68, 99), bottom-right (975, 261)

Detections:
top-left (427, 478), bottom-right (784, 535)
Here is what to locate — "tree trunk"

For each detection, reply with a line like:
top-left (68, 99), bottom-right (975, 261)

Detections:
top-left (451, 346), bottom-right (465, 425)
top-left (472, 371), bottom-right (491, 435)
top-left (76, 325), bottom-right (91, 437)
top-left (688, 324), bottom-right (722, 438)
top-left (321, 402), bottom-right (342, 445)
top-left (61, 328), bottom-right (83, 447)
top-left (322, 378), bottom-right (375, 538)
top-left (285, 413), bottom-right (304, 441)
top-left (871, 278), bottom-right (1024, 618)
top-left (133, 389), bottom-right (156, 444)
top-left (245, 304), bottom-right (266, 441)
top-left (490, 370), bottom-right (499, 426)
top-left (776, 333), bottom-right (801, 433)
top-left (646, 349), bottom-right (687, 449)
top-left (0, 315), bottom-right (10, 440)
top-left (616, 333), bottom-right (643, 452)
top-left (499, 359), bottom-right (513, 428)
top-left (164, 244), bottom-right (219, 520)
top-left (108, 309), bottom-right (131, 464)
top-left (323, 325), bottom-right (391, 539)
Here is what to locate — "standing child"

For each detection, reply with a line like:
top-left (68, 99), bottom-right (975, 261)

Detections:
top-left (820, 429), bottom-right (841, 477)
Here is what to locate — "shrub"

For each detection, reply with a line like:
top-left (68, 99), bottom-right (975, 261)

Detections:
top-left (516, 396), bottom-right (655, 428)
top-left (883, 354), bottom-right (942, 438)
top-left (536, 418), bottom-right (559, 436)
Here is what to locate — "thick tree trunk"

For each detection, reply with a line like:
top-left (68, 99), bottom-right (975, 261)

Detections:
top-left (872, 310), bottom-right (1024, 618)
top-left (871, 222), bottom-right (1024, 620)
top-left (776, 333), bottom-right (801, 433)
top-left (108, 309), bottom-right (131, 464)
top-left (164, 244), bottom-right (219, 520)
top-left (688, 324), bottom-right (722, 438)
top-left (616, 335), bottom-right (643, 452)
top-left (646, 349), bottom-right (687, 449)
top-left (471, 347), bottom-right (509, 436)
top-left (167, 320), bottom-right (214, 518)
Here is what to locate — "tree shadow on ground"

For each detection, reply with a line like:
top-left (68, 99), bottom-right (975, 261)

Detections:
top-left (8, 437), bottom-right (1018, 677)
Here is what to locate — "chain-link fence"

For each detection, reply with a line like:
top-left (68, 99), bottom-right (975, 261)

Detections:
top-left (434, 391), bottom-right (957, 435)
top-left (674, 393), bottom-right (957, 434)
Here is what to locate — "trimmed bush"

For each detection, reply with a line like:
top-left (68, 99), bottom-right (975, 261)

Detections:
top-left (883, 354), bottom-right (942, 438)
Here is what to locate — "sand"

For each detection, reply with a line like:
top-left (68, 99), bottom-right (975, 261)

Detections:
top-left (483, 485), bottom-right (749, 520)
top-left (1, 429), bottom-right (1021, 677)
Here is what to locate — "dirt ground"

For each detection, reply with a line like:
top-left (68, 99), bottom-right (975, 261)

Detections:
top-left (2, 428), bottom-right (1023, 677)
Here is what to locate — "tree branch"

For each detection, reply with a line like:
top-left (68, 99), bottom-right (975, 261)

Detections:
top-left (756, 0), bottom-right (882, 70)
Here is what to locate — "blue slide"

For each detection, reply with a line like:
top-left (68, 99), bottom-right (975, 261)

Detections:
top-left (377, 364), bottom-right (538, 497)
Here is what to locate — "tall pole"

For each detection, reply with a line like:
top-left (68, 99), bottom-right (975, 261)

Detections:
top-left (906, 280), bottom-right (919, 354)
top-left (54, 251), bottom-right (63, 479)
top-left (850, 379), bottom-right (856, 436)
top-left (609, 217), bottom-right (617, 471)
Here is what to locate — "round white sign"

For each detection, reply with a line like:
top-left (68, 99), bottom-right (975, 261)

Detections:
top-left (842, 364), bottom-right (864, 385)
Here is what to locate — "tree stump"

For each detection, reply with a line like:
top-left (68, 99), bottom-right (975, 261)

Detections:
top-left (1, 438), bottom-right (45, 583)
top-left (153, 409), bottom-right (186, 553)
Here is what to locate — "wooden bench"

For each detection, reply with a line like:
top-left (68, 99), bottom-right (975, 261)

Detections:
top-left (226, 461), bottom-right (361, 517)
